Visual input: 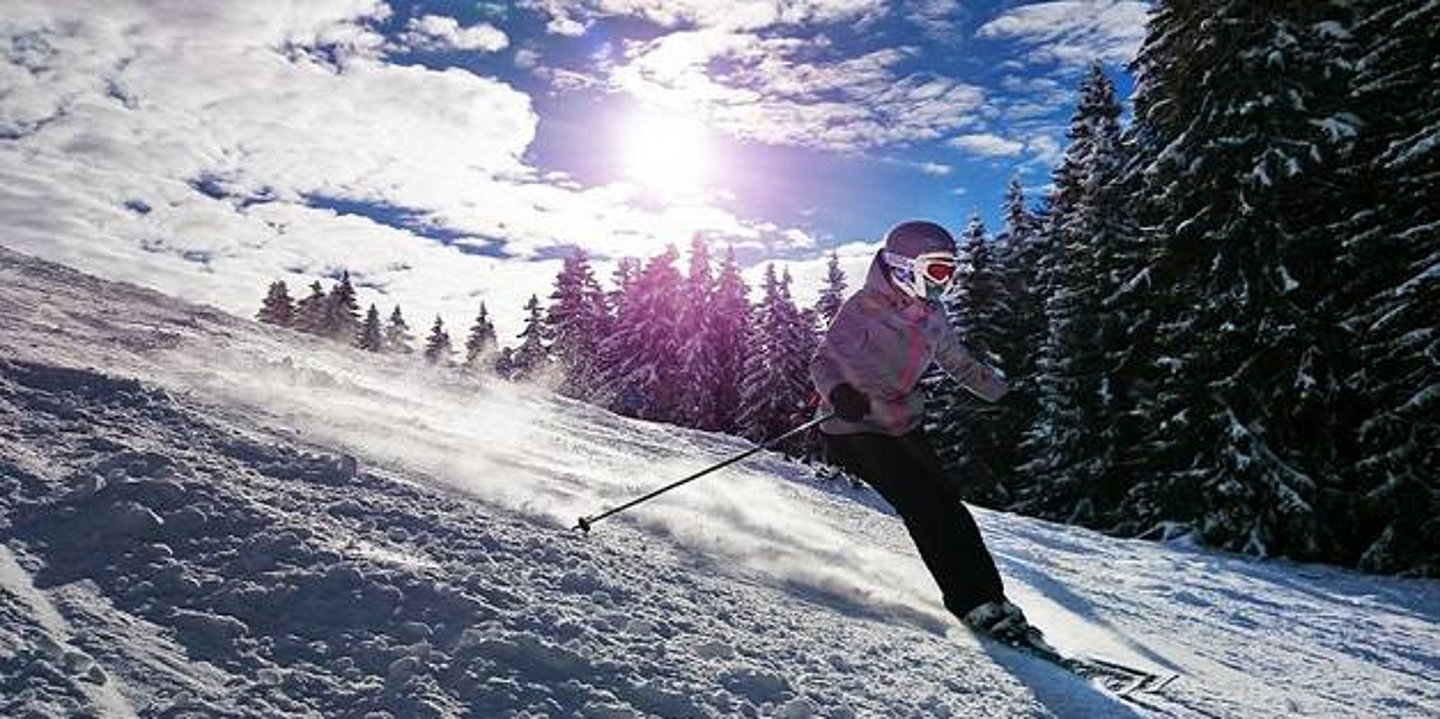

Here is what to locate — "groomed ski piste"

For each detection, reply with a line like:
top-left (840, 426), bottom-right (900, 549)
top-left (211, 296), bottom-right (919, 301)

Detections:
top-left (1, 245), bottom-right (1436, 718)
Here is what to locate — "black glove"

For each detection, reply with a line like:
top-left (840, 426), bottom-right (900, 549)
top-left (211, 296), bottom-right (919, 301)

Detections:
top-left (828, 383), bottom-right (871, 422)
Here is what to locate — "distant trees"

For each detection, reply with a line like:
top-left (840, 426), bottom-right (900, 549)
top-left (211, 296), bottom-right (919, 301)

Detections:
top-left (256, 281), bottom-right (294, 326)
top-left (323, 271), bottom-right (362, 343)
top-left (510, 295), bottom-right (549, 379)
top-left (357, 305), bottom-right (383, 352)
top-left (707, 247), bottom-right (753, 435)
top-left (546, 251), bottom-right (608, 397)
top-left (250, 240), bottom-right (831, 462)
top-left (816, 250), bottom-right (846, 328)
top-left (385, 306), bottom-right (415, 354)
top-left (292, 281), bottom-right (329, 335)
top-left (596, 246), bottom-right (685, 422)
top-left (423, 316), bottom-right (453, 365)
top-left (737, 265), bottom-right (814, 448)
top-left (463, 304), bottom-right (497, 369)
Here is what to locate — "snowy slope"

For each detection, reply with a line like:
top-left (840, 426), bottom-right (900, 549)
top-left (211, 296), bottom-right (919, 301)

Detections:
top-left (0, 244), bottom-right (1436, 718)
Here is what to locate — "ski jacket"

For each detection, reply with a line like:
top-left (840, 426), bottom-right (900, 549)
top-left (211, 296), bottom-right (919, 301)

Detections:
top-left (811, 250), bottom-right (1008, 436)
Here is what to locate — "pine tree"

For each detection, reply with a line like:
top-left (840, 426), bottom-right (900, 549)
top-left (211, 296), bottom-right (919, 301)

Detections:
top-left (257, 280), bottom-right (295, 326)
top-left (598, 247), bottom-right (684, 422)
top-left (1127, 0), bottom-right (1356, 561)
top-left (384, 305), bottom-right (415, 354)
top-left (423, 316), bottom-right (453, 366)
top-left (511, 294), bottom-right (550, 379)
top-left (789, 302), bottom-right (822, 457)
top-left (324, 270), bottom-right (362, 342)
top-left (1017, 62), bottom-right (1132, 523)
top-left (546, 250), bottom-right (609, 397)
top-left (708, 246), bottom-right (751, 434)
top-left (676, 237), bottom-right (719, 429)
top-left (927, 214), bottom-right (1011, 506)
top-left (357, 304), bottom-right (384, 352)
top-left (595, 257), bottom-right (644, 415)
top-left (991, 177), bottom-right (1045, 506)
top-left (816, 250), bottom-right (847, 328)
top-left (493, 347), bottom-right (517, 379)
top-left (292, 281), bottom-right (329, 335)
top-left (1328, 0), bottom-right (1440, 574)
top-left (464, 303), bottom-right (498, 369)
top-left (738, 265), bottom-right (813, 448)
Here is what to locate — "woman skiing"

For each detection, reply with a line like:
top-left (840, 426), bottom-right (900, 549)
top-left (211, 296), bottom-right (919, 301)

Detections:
top-left (810, 219), bottom-right (1034, 642)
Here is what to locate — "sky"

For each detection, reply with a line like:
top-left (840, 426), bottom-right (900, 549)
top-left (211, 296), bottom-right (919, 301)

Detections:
top-left (0, 0), bottom-right (1150, 341)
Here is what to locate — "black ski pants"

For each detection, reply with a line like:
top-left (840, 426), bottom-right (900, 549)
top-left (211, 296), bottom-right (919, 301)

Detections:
top-left (824, 429), bottom-right (1005, 618)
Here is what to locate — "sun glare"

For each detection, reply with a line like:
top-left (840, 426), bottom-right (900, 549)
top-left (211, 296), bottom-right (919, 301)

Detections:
top-left (620, 111), bottom-right (713, 200)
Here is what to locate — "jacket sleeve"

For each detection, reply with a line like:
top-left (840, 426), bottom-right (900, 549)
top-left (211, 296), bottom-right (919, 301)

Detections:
top-left (810, 300), bottom-right (903, 402)
top-left (933, 318), bottom-right (1008, 402)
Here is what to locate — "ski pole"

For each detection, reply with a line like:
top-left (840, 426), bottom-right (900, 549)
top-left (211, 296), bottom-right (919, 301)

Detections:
top-left (574, 412), bottom-right (836, 533)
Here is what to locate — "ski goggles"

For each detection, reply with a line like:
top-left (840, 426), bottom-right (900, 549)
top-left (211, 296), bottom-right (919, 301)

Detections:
top-left (884, 250), bottom-right (958, 285)
top-left (883, 250), bottom-right (959, 303)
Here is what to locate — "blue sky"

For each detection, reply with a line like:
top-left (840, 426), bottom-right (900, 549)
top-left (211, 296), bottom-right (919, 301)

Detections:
top-left (0, 0), bottom-right (1149, 339)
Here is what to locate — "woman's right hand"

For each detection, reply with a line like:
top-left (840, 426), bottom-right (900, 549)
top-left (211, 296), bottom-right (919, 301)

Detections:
top-left (828, 383), bottom-right (871, 421)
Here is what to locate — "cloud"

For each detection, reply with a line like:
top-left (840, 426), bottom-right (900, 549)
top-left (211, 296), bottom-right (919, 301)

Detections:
top-left (0, 0), bottom-right (819, 345)
top-left (949, 133), bottom-right (1026, 157)
top-left (1024, 134), bottom-right (1064, 165)
top-left (977, 0), bottom-right (1151, 67)
top-left (903, 0), bottom-right (971, 41)
top-left (610, 29), bottom-right (986, 152)
top-left (400, 15), bottom-right (509, 52)
top-left (514, 47), bottom-right (542, 69)
top-left (521, 0), bottom-right (888, 33)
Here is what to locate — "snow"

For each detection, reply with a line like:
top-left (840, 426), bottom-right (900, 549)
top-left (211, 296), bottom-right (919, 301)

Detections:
top-left (1, 244), bottom-right (1439, 717)
top-left (1402, 383), bottom-right (1440, 412)
top-left (1310, 114), bottom-right (1361, 142)
top-left (1278, 263), bottom-right (1300, 293)
top-left (1395, 248), bottom-right (1439, 294)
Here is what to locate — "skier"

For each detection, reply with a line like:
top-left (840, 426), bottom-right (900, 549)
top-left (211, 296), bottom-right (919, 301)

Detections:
top-left (810, 220), bottom-right (1034, 642)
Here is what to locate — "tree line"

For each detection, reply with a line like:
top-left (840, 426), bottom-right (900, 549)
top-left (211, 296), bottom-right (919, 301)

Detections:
top-left (255, 241), bottom-right (841, 454)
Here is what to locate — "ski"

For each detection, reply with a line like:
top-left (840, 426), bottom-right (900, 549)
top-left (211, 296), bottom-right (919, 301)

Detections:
top-left (995, 629), bottom-right (1179, 700)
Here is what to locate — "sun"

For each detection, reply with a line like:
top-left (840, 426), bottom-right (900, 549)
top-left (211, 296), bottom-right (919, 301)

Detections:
top-left (619, 110), bottom-right (713, 200)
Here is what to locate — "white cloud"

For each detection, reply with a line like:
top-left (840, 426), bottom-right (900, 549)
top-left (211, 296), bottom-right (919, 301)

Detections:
top-left (977, 0), bottom-right (1151, 67)
top-left (400, 14), bottom-right (509, 53)
top-left (903, 0), bottom-right (970, 41)
top-left (522, 0), bottom-right (887, 33)
top-left (0, 0), bottom-right (817, 346)
top-left (1025, 134), bottom-right (1064, 164)
top-left (514, 47), bottom-right (542, 69)
top-left (610, 29), bottom-right (986, 152)
top-left (949, 133), bottom-right (1025, 157)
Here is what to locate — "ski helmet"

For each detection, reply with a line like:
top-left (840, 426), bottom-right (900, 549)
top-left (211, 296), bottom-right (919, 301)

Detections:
top-left (881, 220), bottom-right (959, 303)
